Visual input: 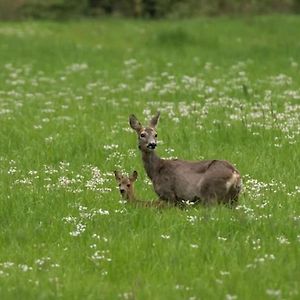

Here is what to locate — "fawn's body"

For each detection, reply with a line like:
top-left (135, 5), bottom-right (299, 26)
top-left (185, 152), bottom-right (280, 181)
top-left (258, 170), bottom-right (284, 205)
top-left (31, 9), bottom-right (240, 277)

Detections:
top-left (129, 112), bottom-right (242, 206)
top-left (114, 170), bottom-right (171, 208)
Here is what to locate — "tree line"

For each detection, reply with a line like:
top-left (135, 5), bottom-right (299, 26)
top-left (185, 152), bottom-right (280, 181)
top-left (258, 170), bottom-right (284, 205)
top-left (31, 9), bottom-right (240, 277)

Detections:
top-left (1, 0), bottom-right (300, 20)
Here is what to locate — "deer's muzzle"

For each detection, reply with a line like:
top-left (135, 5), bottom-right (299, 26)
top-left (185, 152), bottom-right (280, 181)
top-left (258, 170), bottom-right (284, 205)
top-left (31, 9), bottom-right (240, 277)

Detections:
top-left (147, 143), bottom-right (157, 149)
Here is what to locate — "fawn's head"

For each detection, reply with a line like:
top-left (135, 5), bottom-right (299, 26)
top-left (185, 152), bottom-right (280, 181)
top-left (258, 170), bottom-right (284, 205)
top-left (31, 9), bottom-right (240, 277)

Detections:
top-left (114, 170), bottom-right (138, 201)
top-left (129, 112), bottom-right (160, 152)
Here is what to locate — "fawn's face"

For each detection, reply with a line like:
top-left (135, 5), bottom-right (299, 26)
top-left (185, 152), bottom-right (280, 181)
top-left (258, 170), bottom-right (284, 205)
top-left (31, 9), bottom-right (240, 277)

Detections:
top-left (114, 171), bottom-right (137, 201)
top-left (129, 112), bottom-right (160, 152)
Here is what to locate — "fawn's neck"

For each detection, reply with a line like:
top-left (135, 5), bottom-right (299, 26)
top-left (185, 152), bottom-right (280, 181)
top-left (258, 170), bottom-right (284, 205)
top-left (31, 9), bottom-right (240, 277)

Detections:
top-left (126, 188), bottom-right (136, 202)
top-left (141, 150), bottom-right (162, 180)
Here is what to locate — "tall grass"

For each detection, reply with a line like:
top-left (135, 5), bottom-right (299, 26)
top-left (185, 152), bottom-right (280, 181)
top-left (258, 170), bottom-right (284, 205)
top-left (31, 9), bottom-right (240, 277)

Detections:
top-left (0, 16), bottom-right (300, 299)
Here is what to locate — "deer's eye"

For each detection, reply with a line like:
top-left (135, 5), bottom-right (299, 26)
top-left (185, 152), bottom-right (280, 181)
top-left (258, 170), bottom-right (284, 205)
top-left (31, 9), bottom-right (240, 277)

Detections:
top-left (140, 133), bottom-right (146, 138)
top-left (127, 184), bottom-right (131, 187)
top-left (155, 134), bottom-right (157, 138)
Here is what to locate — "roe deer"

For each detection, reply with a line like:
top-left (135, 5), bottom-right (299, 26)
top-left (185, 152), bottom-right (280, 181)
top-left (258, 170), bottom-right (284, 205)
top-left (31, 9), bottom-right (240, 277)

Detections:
top-left (114, 170), bottom-right (172, 208)
top-left (129, 112), bottom-right (242, 206)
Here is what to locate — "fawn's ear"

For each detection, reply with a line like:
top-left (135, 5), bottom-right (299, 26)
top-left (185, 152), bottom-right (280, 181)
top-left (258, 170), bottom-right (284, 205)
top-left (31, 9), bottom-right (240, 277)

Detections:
top-left (130, 170), bottom-right (138, 182)
top-left (129, 114), bottom-right (142, 132)
top-left (149, 111), bottom-right (160, 128)
top-left (114, 170), bottom-right (122, 181)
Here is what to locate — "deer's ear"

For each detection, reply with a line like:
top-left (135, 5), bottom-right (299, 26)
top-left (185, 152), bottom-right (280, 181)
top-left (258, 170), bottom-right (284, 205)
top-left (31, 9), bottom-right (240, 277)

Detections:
top-left (130, 170), bottom-right (138, 182)
top-left (129, 114), bottom-right (142, 132)
top-left (114, 170), bottom-right (122, 181)
top-left (149, 111), bottom-right (160, 128)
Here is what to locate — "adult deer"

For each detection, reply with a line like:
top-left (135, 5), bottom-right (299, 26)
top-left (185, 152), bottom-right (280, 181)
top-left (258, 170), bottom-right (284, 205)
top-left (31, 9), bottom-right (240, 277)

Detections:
top-left (129, 112), bottom-right (242, 206)
top-left (114, 170), bottom-right (171, 208)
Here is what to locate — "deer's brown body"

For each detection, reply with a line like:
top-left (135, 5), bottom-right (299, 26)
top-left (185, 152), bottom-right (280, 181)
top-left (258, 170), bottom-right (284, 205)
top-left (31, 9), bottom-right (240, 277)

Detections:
top-left (129, 112), bottom-right (241, 206)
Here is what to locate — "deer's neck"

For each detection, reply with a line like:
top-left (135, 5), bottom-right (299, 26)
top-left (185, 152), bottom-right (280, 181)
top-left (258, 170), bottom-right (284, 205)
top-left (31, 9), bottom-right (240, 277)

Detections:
top-left (141, 150), bottom-right (162, 180)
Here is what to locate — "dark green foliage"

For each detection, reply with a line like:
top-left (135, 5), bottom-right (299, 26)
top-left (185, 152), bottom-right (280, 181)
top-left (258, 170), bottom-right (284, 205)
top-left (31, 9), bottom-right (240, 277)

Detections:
top-left (1, 0), bottom-right (300, 20)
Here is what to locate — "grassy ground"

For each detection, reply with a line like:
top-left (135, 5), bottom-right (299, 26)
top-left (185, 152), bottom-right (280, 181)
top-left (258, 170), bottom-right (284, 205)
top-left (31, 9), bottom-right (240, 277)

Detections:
top-left (0, 16), bottom-right (300, 299)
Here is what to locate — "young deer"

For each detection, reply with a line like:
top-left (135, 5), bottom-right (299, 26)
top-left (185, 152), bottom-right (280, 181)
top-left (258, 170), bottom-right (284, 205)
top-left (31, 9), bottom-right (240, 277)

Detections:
top-left (114, 170), bottom-right (171, 208)
top-left (129, 112), bottom-right (242, 206)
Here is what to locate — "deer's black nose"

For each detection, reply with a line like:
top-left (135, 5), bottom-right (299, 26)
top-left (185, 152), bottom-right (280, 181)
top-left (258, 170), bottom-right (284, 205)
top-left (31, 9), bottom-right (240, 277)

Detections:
top-left (120, 189), bottom-right (125, 194)
top-left (147, 143), bottom-right (157, 149)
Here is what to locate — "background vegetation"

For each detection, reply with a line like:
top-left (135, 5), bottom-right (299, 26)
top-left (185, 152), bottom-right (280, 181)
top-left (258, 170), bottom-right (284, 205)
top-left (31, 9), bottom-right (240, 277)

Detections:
top-left (1, 0), bottom-right (300, 20)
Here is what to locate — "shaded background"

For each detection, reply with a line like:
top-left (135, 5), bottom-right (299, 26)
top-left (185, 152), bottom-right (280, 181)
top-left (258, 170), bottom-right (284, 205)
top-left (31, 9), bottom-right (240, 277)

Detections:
top-left (1, 0), bottom-right (300, 20)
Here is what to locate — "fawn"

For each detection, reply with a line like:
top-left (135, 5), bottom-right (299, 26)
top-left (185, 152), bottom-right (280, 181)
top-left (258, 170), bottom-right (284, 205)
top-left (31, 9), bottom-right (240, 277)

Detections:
top-left (114, 170), bottom-right (172, 208)
top-left (129, 112), bottom-right (242, 206)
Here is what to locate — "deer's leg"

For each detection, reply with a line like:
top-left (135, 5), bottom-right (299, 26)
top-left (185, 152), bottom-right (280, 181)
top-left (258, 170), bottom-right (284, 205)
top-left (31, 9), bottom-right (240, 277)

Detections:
top-left (199, 178), bottom-right (228, 205)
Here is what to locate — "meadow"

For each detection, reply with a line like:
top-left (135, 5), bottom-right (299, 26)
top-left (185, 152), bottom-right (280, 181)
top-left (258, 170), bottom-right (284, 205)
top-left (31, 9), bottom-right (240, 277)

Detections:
top-left (0, 16), bottom-right (300, 299)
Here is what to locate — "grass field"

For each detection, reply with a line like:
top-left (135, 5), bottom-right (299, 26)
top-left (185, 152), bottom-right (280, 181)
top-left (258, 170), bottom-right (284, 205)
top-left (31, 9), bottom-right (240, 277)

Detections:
top-left (0, 16), bottom-right (300, 299)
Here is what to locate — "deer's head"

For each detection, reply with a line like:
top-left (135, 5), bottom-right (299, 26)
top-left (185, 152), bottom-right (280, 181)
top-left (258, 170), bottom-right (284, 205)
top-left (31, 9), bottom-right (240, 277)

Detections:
top-left (114, 170), bottom-right (138, 201)
top-left (129, 112), bottom-right (160, 152)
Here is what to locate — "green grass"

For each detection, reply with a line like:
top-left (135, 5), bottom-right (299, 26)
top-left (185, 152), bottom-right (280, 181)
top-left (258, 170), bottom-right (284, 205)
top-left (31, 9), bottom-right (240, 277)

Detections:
top-left (0, 16), bottom-right (300, 299)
